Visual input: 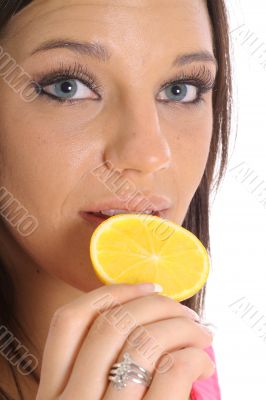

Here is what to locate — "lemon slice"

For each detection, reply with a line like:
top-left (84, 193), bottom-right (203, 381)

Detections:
top-left (89, 213), bottom-right (210, 301)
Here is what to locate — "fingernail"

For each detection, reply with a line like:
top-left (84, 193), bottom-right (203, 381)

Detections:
top-left (136, 283), bottom-right (163, 293)
top-left (199, 323), bottom-right (214, 336)
top-left (153, 283), bottom-right (163, 292)
top-left (198, 320), bottom-right (217, 333)
top-left (180, 305), bottom-right (200, 321)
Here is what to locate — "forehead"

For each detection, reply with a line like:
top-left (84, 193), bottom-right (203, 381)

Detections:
top-left (2, 0), bottom-right (213, 64)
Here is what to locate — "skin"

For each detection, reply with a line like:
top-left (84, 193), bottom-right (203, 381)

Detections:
top-left (0, 0), bottom-right (217, 398)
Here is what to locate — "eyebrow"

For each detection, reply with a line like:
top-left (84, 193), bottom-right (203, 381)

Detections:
top-left (30, 38), bottom-right (217, 69)
top-left (30, 39), bottom-right (111, 62)
top-left (173, 51), bottom-right (217, 70)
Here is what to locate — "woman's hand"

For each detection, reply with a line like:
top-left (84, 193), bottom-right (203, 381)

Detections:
top-left (36, 283), bottom-right (215, 400)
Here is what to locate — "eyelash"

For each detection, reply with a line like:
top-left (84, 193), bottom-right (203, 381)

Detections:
top-left (32, 62), bottom-right (102, 104)
top-left (159, 65), bottom-right (215, 107)
top-left (32, 61), bottom-right (216, 106)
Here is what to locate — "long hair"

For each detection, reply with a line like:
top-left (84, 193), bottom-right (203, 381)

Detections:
top-left (0, 0), bottom-right (232, 398)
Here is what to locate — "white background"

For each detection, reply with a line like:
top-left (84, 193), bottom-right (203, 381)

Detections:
top-left (206, 0), bottom-right (266, 398)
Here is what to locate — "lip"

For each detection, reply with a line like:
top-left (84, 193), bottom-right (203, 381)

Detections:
top-left (79, 209), bottom-right (167, 229)
top-left (79, 194), bottom-right (171, 227)
top-left (80, 211), bottom-right (111, 228)
top-left (80, 194), bottom-right (172, 214)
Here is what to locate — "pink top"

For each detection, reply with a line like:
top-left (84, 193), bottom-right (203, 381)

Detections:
top-left (190, 346), bottom-right (221, 399)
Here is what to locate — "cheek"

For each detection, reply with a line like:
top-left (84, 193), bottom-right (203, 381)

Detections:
top-left (160, 101), bottom-right (213, 220)
top-left (0, 97), bottom-right (103, 289)
top-left (0, 93), bottom-right (102, 219)
top-left (181, 116), bottom-right (212, 187)
top-left (0, 114), bottom-right (72, 221)
top-left (162, 100), bottom-right (213, 182)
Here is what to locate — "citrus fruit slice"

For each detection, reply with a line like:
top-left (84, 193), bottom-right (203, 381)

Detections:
top-left (89, 213), bottom-right (210, 301)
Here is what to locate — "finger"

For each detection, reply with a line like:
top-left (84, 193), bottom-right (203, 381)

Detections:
top-left (143, 347), bottom-right (215, 400)
top-left (58, 294), bottom-right (199, 399)
top-left (36, 282), bottom-right (160, 399)
top-left (103, 317), bottom-right (213, 399)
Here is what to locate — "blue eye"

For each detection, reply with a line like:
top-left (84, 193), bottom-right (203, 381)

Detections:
top-left (41, 79), bottom-right (98, 101)
top-left (34, 62), bottom-right (215, 105)
top-left (158, 83), bottom-right (198, 103)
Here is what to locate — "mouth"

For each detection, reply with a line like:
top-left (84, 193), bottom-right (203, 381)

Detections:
top-left (80, 209), bottom-right (161, 227)
top-left (79, 195), bottom-right (171, 228)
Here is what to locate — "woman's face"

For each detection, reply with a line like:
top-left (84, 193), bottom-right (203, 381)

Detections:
top-left (0, 0), bottom-right (216, 290)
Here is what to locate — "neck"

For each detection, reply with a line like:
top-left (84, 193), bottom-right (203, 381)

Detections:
top-left (0, 220), bottom-right (84, 379)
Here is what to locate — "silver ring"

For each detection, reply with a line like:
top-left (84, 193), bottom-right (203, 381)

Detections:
top-left (108, 352), bottom-right (152, 390)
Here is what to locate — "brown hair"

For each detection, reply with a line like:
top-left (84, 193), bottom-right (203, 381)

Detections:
top-left (0, 0), bottom-right (232, 398)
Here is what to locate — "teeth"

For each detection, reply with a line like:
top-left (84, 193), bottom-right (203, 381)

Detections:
top-left (99, 209), bottom-right (154, 216)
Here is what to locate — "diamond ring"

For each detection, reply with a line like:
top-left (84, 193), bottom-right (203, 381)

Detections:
top-left (108, 352), bottom-right (152, 390)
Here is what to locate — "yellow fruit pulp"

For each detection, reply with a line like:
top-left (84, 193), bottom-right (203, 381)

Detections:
top-left (89, 213), bottom-right (210, 301)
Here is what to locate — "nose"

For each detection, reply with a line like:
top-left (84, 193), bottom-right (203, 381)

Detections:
top-left (103, 99), bottom-right (171, 175)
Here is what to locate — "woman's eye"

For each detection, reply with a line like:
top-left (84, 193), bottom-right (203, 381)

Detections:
top-left (158, 83), bottom-right (198, 103)
top-left (42, 79), bottom-right (98, 100)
